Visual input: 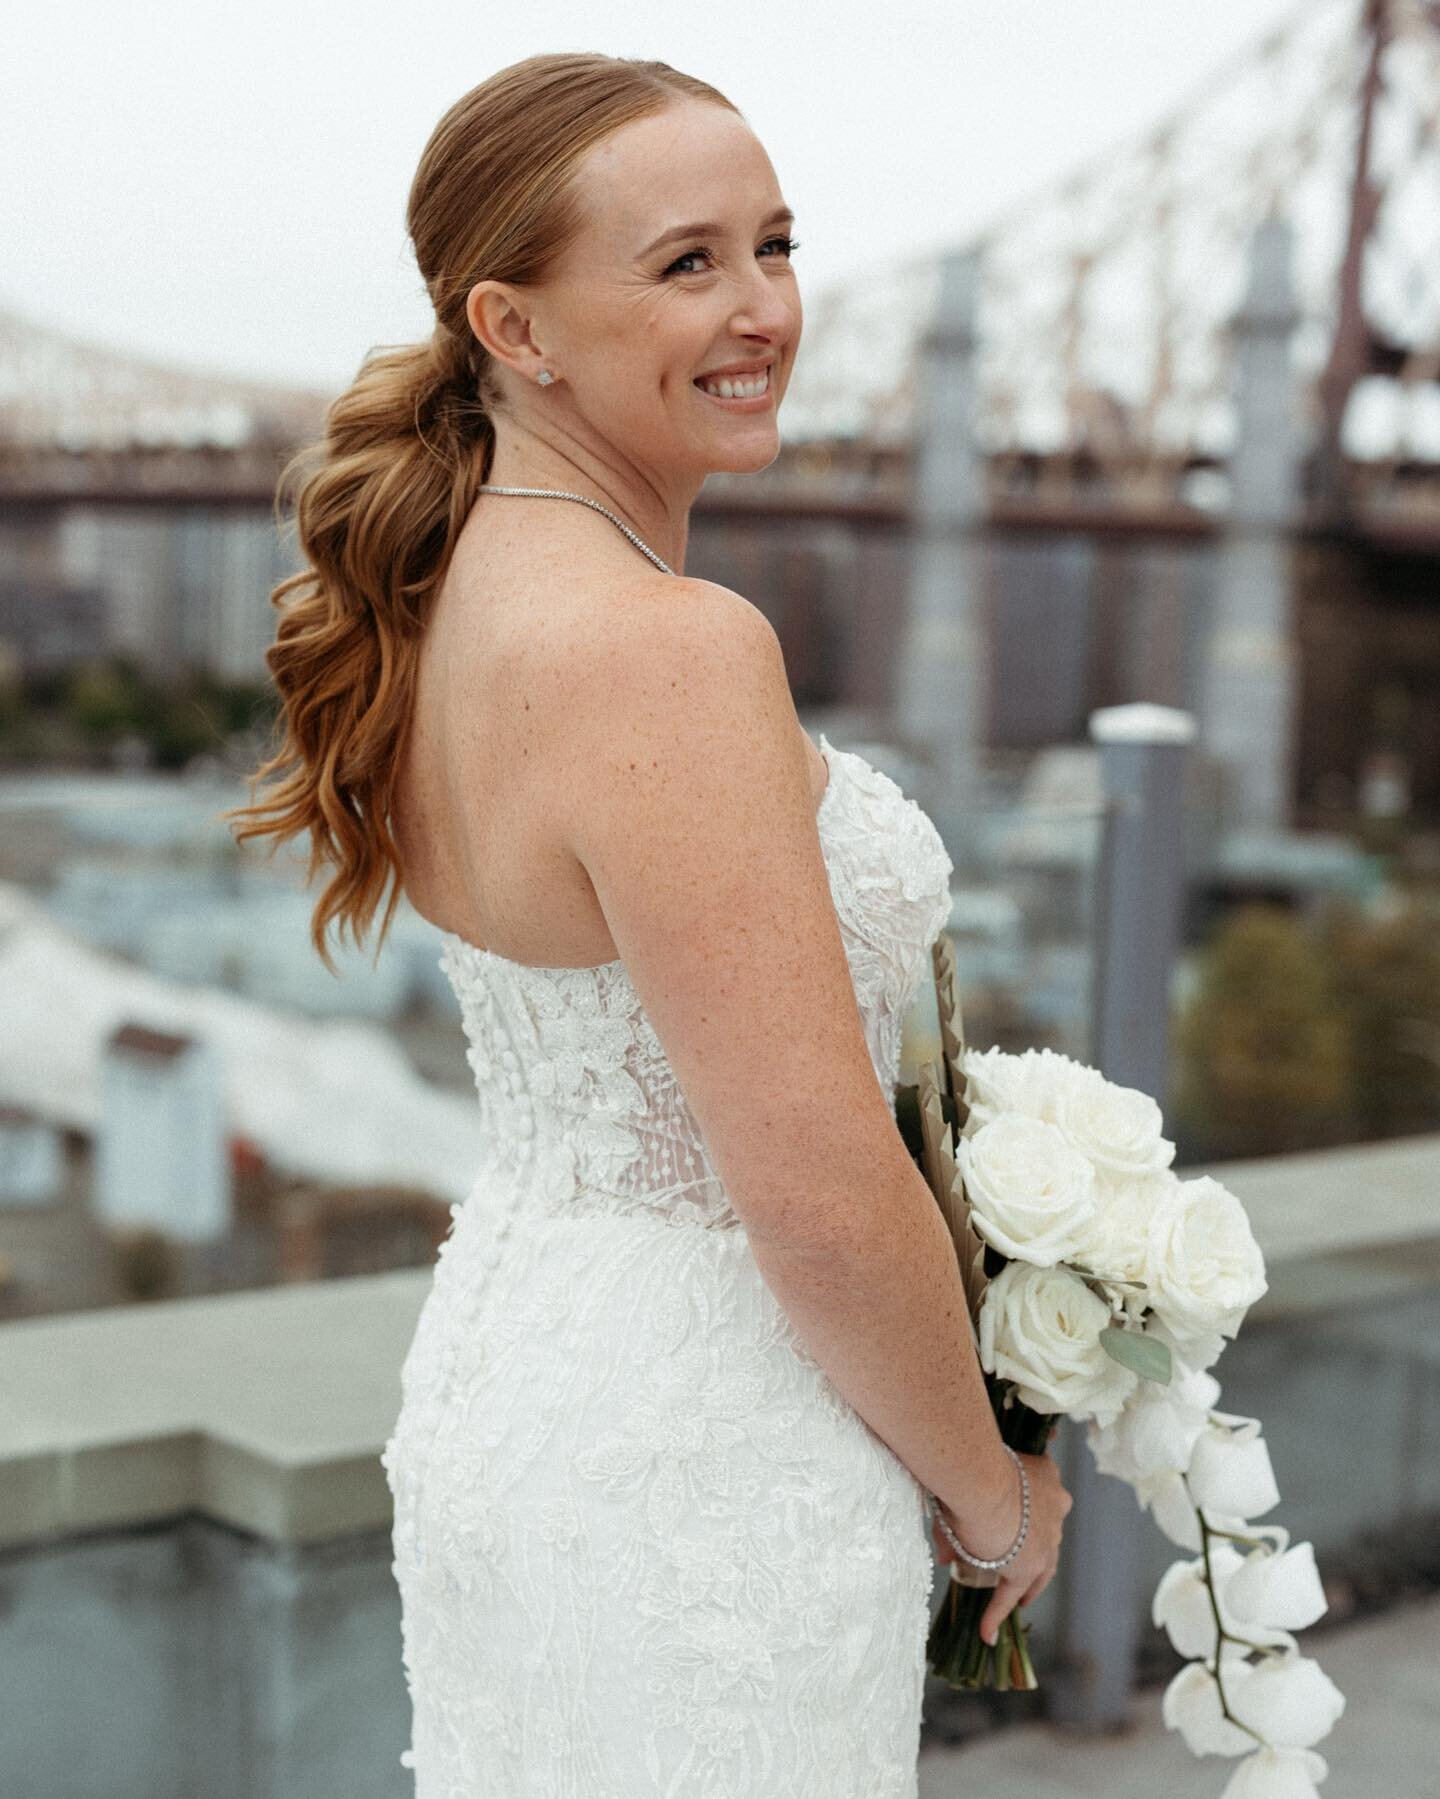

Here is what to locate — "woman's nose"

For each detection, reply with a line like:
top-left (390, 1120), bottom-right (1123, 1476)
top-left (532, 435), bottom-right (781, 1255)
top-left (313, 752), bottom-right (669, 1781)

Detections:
top-left (729, 267), bottom-right (795, 339)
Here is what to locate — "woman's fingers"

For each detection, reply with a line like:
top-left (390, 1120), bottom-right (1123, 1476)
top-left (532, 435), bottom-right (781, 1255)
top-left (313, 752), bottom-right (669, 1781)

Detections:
top-left (1018, 1561), bottom-right (1057, 1609)
top-left (979, 1576), bottom-right (1024, 1645)
top-left (979, 1553), bottom-right (1059, 1640)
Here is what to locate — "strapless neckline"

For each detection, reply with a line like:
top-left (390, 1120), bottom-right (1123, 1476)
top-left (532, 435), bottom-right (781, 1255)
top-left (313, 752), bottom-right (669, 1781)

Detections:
top-left (439, 730), bottom-right (846, 979)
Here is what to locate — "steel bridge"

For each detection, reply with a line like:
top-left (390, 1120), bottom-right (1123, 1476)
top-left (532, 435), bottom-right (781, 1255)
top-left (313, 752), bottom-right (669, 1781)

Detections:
top-left (0, 0), bottom-right (1437, 550)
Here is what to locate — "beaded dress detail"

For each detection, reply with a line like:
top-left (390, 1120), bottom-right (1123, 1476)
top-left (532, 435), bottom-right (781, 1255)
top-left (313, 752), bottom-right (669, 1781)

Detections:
top-left (381, 733), bottom-right (954, 1797)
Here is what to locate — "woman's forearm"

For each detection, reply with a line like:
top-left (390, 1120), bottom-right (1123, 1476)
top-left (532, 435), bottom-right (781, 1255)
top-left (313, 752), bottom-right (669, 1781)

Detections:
top-left (745, 1148), bottom-right (1022, 1557)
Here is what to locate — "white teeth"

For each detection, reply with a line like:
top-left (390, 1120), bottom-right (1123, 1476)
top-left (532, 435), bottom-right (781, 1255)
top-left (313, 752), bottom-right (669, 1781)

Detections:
top-left (697, 368), bottom-right (770, 399)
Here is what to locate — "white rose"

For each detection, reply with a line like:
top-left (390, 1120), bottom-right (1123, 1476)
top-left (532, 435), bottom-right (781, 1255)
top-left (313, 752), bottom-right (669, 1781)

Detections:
top-left (1071, 1169), bottom-right (1171, 1292)
top-left (1052, 1063), bottom-right (1176, 1184)
top-left (978, 1261), bottom-right (1138, 1424)
top-left (1228, 1653), bottom-right (1345, 1751)
top-left (960, 1044), bottom-right (1083, 1131)
top-left (956, 1114), bottom-right (1097, 1265)
top-left (1148, 1175), bottom-right (1267, 1341)
top-left (1088, 1357), bottom-right (1221, 1485)
top-left (1221, 1747), bottom-right (1329, 1798)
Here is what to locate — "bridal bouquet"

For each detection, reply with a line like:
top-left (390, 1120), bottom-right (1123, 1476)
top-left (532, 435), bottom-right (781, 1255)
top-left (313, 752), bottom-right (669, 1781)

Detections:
top-left (894, 934), bottom-right (1345, 1796)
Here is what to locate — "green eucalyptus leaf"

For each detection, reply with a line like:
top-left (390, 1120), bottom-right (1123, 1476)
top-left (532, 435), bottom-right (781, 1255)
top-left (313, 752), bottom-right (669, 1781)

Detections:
top-left (1099, 1325), bottom-right (1173, 1385)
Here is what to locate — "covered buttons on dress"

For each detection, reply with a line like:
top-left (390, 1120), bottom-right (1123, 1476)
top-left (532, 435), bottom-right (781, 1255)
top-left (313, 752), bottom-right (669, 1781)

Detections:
top-left (440, 954), bottom-right (537, 1278)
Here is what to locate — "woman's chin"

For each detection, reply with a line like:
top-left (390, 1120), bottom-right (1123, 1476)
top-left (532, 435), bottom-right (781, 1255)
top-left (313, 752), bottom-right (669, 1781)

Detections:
top-left (703, 428), bottom-right (783, 476)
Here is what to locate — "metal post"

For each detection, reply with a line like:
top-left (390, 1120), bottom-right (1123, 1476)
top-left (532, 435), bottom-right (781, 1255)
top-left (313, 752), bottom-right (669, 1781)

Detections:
top-left (1047, 701), bottom-right (1196, 1728)
top-left (1197, 214), bottom-right (1303, 832)
top-left (894, 245), bottom-right (987, 860)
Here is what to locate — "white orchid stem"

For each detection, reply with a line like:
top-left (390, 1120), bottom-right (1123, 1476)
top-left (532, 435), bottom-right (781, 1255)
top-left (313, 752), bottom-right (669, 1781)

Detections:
top-left (1201, 1525), bottom-right (1271, 1551)
top-left (1191, 1483), bottom-right (1270, 1746)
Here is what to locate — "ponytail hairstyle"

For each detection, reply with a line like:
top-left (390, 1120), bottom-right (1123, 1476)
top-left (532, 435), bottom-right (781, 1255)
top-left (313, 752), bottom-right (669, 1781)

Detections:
top-left (223, 52), bottom-right (740, 974)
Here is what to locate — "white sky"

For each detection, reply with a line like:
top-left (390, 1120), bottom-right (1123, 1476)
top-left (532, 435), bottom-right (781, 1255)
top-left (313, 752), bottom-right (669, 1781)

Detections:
top-left (5, 0), bottom-right (1311, 392)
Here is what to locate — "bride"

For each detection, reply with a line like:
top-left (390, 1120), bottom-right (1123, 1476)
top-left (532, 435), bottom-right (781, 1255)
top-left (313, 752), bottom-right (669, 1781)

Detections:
top-left (230, 49), bottom-right (1071, 1797)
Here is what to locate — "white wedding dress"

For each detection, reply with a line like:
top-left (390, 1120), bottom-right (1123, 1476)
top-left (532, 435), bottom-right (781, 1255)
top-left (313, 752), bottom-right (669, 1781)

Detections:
top-left (381, 732), bottom-right (955, 1797)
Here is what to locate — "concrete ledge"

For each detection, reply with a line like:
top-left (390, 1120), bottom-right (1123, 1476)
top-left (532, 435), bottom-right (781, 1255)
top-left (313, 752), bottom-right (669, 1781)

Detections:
top-left (1253, 1232), bottom-right (1440, 1324)
top-left (2, 1132), bottom-right (1438, 1551)
top-left (0, 1268), bottom-right (427, 1549)
top-left (1181, 1130), bottom-right (1440, 1264)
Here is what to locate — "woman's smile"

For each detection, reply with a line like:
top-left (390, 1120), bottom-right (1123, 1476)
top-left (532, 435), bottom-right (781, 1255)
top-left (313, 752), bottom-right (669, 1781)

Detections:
top-left (691, 365), bottom-right (774, 409)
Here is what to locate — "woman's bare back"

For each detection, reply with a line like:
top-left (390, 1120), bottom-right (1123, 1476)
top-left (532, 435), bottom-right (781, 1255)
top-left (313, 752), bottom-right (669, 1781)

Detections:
top-left (392, 502), bottom-right (830, 968)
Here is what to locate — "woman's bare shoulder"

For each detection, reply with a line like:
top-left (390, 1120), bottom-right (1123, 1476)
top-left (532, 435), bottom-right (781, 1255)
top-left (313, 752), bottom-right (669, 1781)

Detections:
top-left (579, 571), bottom-right (771, 643)
top-left (541, 573), bottom-right (778, 717)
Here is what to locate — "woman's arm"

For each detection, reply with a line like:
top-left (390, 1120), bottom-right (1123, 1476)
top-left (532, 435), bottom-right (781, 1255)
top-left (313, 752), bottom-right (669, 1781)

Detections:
top-left (555, 576), bottom-right (1056, 1559)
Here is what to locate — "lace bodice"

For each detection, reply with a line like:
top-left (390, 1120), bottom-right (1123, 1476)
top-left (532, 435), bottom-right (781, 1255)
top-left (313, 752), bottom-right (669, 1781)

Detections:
top-left (436, 733), bottom-right (954, 1235)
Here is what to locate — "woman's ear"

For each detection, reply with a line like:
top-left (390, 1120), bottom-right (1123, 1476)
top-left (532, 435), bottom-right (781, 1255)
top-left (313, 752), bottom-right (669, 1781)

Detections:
top-left (466, 279), bottom-right (547, 385)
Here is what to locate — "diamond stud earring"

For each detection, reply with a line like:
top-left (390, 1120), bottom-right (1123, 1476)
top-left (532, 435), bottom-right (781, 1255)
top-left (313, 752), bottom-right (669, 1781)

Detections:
top-left (537, 369), bottom-right (555, 386)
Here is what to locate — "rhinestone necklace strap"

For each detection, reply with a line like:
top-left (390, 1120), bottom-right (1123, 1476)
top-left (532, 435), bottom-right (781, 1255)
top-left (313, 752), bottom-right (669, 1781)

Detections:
top-left (477, 485), bottom-right (676, 575)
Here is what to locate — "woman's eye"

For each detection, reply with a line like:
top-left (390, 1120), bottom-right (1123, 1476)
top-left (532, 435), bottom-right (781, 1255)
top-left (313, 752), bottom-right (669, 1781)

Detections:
top-left (664, 236), bottom-right (800, 278)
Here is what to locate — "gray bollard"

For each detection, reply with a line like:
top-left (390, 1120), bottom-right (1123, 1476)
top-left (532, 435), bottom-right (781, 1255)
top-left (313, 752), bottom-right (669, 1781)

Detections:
top-left (1047, 701), bottom-right (1196, 1729)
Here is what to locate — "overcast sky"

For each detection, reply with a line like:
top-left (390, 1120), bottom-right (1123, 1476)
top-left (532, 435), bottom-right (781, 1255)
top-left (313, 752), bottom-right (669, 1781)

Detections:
top-left (6, 0), bottom-right (1311, 392)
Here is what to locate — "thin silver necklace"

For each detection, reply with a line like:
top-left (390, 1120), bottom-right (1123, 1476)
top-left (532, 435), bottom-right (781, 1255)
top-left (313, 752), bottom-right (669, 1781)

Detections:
top-left (478, 484), bottom-right (676, 576)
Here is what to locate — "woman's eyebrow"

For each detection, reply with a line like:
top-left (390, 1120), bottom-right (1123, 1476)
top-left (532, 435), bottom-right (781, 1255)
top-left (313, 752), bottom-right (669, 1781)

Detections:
top-left (637, 205), bottom-right (795, 260)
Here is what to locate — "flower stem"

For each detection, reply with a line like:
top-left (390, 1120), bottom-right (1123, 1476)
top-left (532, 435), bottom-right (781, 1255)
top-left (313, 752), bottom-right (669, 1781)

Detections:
top-left (1191, 1483), bottom-right (1267, 1747)
top-left (1203, 1526), bottom-right (1271, 1551)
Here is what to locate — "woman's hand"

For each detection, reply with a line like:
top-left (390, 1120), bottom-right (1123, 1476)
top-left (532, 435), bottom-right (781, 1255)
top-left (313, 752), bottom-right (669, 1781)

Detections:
top-left (931, 1448), bottom-right (1073, 1644)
